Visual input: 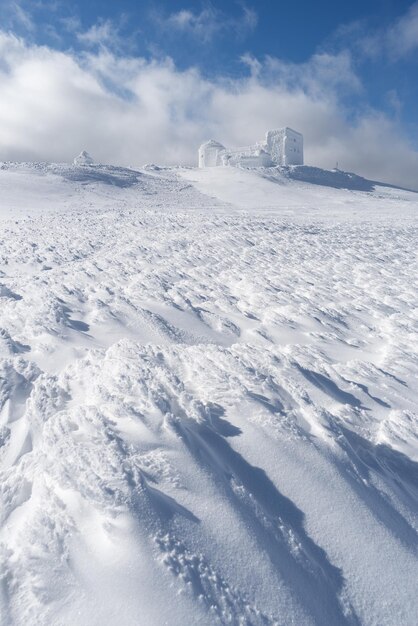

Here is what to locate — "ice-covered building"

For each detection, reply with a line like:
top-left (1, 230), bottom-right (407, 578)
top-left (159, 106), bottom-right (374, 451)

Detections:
top-left (198, 128), bottom-right (303, 168)
top-left (265, 128), bottom-right (303, 166)
top-left (198, 140), bottom-right (226, 168)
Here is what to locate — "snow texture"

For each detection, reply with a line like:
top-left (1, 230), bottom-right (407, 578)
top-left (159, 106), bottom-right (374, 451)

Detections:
top-left (0, 160), bottom-right (417, 625)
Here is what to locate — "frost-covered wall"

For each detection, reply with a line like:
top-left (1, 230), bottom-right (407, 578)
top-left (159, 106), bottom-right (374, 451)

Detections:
top-left (266, 128), bottom-right (303, 166)
top-left (222, 147), bottom-right (274, 168)
top-left (198, 128), bottom-right (303, 168)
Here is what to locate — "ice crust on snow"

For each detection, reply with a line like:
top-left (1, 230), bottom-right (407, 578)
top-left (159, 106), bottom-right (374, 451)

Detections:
top-left (0, 160), bottom-right (417, 625)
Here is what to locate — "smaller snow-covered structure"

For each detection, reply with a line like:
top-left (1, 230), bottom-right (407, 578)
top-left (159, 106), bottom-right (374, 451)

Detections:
top-left (74, 151), bottom-right (94, 166)
top-left (198, 128), bottom-right (303, 168)
top-left (198, 140), bottom-right (226, 168)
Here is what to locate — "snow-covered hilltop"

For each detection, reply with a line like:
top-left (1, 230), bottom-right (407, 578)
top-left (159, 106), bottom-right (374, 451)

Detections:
top-left (0, 160), bottom-right (417, 626)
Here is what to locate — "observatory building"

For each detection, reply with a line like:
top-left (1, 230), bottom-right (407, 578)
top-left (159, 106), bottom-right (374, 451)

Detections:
top-left (198, 127), bottom-right (303, 168)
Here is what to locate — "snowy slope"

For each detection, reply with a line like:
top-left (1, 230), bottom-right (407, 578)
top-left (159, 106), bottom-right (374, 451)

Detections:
top-left (0, 161), bottom-right (417, 626)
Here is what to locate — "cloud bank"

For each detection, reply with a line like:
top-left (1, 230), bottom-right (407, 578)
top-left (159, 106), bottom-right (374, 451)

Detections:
top-left (0, 31), bottom-right (417, 189)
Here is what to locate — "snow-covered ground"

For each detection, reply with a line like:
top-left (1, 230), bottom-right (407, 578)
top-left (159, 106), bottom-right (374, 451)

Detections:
top-left (0, 161), bottom-right (417, 625)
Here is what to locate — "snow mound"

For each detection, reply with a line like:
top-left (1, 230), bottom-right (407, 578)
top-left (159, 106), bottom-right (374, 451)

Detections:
top-left (73, 150), bottom-right (94, 166)
top-left (285, 165), bottom-right (375, 191)
top-left (60, 163), bottom-right (141, 187)
top-left (0, 161), bottom-right (219, 222)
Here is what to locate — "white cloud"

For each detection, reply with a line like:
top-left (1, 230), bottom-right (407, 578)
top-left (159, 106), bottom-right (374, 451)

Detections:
top-left (75, 16), bottom-right (135, 53)
top-left (0, 1), bottom-right (35, 32)
top-left (251, 51), bottom-right (362, 96)
top-left (0, 0), bottom-right (67, 36)
top-left (0, 31), bottom-right (417, 190)
top-left (387, 2), bottom-right (418, 59)
top-left (329, 2), bottom-right (418, 62)
top-left (77, 20), bottom-right (117, 47)
top-left (160, 5), bottom-right (257, 42)
top-left (76, 20), bottom-right (130, 50)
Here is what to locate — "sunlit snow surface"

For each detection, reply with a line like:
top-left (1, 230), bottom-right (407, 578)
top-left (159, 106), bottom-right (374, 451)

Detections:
top-left (0, 162), bottom-right (417, 625)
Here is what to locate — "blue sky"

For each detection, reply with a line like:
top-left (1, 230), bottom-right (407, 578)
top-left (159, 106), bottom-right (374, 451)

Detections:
top-left (0, 0), bottom-right (418, 187)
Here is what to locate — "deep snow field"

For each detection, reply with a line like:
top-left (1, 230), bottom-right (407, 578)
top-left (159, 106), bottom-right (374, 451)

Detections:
top-left (0, 161), bottom-right (417, 626)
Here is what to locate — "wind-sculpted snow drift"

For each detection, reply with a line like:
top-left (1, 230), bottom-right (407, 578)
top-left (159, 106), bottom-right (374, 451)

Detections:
top-left (0, 161), bottom-right (417, 625)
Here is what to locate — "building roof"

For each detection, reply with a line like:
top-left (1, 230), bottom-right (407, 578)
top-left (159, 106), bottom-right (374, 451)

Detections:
top-left (199, 139), bottom-right (226, 150)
